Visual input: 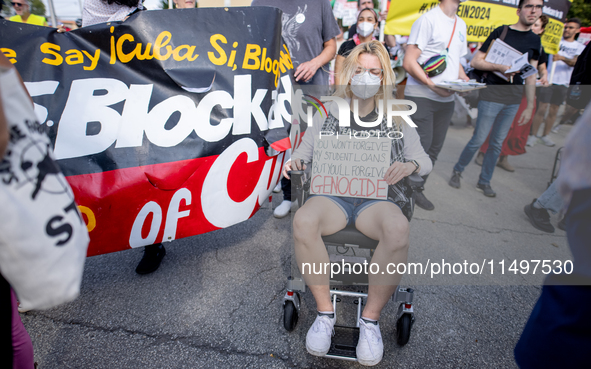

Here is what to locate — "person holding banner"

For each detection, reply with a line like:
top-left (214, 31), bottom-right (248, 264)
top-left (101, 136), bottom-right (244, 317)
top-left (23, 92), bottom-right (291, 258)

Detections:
top-left (449, 0), bottom-right (542, 198)
top-left (0, 51), bottom-right (38, 369)
top-left (252, 0), bottom-right (340, 219)
top-left (529, 18), bottom-right (584, 147)
top-left (83, 0), bottom-right (144, 27)
top-left (82, 0), bottom-right (167, 275)
top-left (402, 0), bottom-right (469, 211)
top-left (9, 0), bottom-right (47, 26)
top-left (285, 41), bottom-right (431, 366)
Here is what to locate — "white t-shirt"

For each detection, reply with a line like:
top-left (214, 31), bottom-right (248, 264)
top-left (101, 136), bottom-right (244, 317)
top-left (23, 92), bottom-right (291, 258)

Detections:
top-left (405, 6), bottom-right (468, 102)
top-left (82, 0), bottom-right (141, 27)
top-left (553, 39), bottom-right (586, 86)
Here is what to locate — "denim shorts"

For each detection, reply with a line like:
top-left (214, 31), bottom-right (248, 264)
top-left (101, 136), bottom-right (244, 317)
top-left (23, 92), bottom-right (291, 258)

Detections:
top-left (310, 195), bottom-right (400, 226)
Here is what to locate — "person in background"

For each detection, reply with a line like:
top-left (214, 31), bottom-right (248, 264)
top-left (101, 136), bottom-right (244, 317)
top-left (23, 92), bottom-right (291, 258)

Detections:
top-left (335, 7), bottom-right (379, 84)
top-left (514, 105), bottom-right (591, 369)
top-left (449, 0), bottom-right (541, 198)
top-left (83, 0), bottom-right (166, 275)
top-left (0, 52), bottom-right (36, 369)
top-left (83, 0), bottom-right (143, 27)
top-left (9, 0), bottom-right (47, 26)
top-left (172, 0), bottom-right (196, 8)
top-left (402, 0), bottom-right (469, 211)
top-left (552, 35), bottom-right (591, 131)
top-left (532, 15), bottom-right (550, 86)
top-left (475, 14), bottom-right (549, 172)
top-left (528, 18), bottom-right (584, 147)
top-left (347, 0), bottom-right (386, 39)
top-left (523, 180), bottom-right (565, 233)
top-left (252, 0), bottom-right (340, 219)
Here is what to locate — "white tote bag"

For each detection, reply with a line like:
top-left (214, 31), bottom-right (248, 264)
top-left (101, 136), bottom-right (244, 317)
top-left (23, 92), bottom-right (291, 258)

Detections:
top-left (0, 65), bottom-right (89, 310)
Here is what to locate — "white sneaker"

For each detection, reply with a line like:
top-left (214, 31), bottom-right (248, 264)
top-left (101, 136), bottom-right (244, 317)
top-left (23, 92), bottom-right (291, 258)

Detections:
top-left (273, 200), bottom-right (291, 218)
top-left (526, 135), bottom-right (537, 147)
top-left (272, 183), bottom-right (282, 193)
top-left (356, 319), bottom-right (383, 366)
top-left (306, 314), bottom-right (335, 356)
top-left (538, 135), bottom-right (556, 147)
top-left (551, 125), bottom-right (560, 134)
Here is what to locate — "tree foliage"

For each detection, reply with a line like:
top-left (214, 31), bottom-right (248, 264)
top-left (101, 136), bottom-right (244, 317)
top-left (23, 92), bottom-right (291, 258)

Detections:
top-left (30, 0), bottom-right (46, 17)
top-left (567, 0), bottom-right (591, 27)
top-left (160, 0), bottom-right (174, 9)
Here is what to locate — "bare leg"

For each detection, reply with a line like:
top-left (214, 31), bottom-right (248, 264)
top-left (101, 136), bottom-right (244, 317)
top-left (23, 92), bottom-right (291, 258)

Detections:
top-left (531, 102), bottom-right (549, 137)
top-left (544, 104), bottom-right (560, 136)
top-left (293, 196), bottom-right (347, 312)
top-left (559, 105), bottom-right (580, 125)
top-left (355, 202), bottom-right (410, 320)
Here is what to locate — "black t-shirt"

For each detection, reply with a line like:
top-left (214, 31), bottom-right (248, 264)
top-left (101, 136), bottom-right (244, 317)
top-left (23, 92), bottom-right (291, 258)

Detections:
top-left (338, 39), bottom-right (357, 57)
top-left (539, 49), bottom-right (548, 67)
top-left (570, 41), bottom-right (591, 86)
top-left (478, 26), bottom-right (541, 104)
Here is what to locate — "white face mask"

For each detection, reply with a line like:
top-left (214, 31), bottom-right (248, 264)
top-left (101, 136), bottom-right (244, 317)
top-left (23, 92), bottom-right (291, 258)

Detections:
top-left (357, 21), bottom-right (375, 37)
top-left (350, 71), bottom-right (381, 100)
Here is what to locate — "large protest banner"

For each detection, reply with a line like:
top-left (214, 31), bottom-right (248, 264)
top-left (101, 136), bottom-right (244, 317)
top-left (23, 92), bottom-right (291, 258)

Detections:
top-left (384, 0), bottom-right (573, 54)
top-left (0, 8), bottom-right (294, 256)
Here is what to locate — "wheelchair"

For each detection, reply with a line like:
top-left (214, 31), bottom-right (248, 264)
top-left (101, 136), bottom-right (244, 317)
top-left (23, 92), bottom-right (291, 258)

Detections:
top-left (282, 161), bottom-right (419, 361)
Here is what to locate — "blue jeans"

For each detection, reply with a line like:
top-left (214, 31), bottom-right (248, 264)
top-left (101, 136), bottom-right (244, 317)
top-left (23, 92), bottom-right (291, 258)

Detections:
top-left (453, 100), bottom-right (520, 185)
top-left (535, 181), bottom-right (564, 214)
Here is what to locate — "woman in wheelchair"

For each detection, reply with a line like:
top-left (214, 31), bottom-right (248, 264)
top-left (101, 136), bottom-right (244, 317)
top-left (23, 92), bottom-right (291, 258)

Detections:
top-left (282, 41), bottom-right (432, 366)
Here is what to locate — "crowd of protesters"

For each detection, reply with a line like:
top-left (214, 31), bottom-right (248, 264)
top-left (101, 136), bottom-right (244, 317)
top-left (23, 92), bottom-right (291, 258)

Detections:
top-left (2, 0), bottom-right (590, 367)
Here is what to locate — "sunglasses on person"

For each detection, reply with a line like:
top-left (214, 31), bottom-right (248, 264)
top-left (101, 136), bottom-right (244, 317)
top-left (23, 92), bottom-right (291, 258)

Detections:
top-left (11, 2), bottom-right (25, 6)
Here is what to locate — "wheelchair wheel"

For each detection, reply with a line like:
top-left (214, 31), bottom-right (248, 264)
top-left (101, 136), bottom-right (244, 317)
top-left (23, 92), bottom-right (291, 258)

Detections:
top-left (396, 314), bottom-right (412, 346)
top-left (283, 301), bottom-right (298, 331)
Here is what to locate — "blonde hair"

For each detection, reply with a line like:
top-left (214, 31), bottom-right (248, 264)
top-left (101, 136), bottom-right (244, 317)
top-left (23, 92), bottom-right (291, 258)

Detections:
top-left (335, 40), bottom-right (399, 127)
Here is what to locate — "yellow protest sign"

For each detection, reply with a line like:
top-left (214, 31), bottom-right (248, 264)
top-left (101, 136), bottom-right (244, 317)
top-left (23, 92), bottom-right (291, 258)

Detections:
top-left (385, 0), bottom-right (573, 54)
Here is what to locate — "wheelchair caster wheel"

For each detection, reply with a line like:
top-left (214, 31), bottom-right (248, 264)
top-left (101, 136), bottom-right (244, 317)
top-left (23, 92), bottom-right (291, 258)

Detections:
top-left (283, 300), bottom-right (298, 331)
top-left (396, 314), bottom-right (412, 346)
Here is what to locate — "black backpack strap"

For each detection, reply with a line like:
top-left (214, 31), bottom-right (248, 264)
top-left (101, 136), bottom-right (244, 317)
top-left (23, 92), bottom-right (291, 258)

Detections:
top-left (500, 25), bottom-right (509, 42)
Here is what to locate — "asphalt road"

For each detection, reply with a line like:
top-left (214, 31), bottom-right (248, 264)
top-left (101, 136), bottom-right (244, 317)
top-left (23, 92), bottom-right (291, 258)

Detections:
top-left (21, 120), bottom-right (573, 368)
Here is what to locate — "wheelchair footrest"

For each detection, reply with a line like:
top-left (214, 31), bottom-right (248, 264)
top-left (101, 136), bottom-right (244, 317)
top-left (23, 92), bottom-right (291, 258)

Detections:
top-left (327, 325), bottom-right (359, 359)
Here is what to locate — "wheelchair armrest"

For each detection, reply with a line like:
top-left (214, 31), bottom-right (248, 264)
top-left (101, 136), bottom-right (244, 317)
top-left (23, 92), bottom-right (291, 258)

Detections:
top-left (406, 173), bottom-right (424, 191)
top-left (290, 170), bottom-right (308, 207)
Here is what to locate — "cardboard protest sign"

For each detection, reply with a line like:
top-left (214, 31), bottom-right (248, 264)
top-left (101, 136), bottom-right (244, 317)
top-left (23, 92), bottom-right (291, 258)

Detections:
top-left (310, 136), bottom-right (390, 199)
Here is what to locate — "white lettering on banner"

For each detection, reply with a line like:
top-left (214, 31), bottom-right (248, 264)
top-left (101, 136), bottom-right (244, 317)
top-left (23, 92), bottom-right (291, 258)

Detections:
top-left (129, 201), bottom-right (162, 248)
top-left (146, 95), bottom-right (197, 147)
top-left (233, 75), bottom-right (268, 134)
top-left (24, 80), bottom-right (59, 124)
top-left (129, 188), bottom-right (191, 247)
top-left (127, 142), bottom-right (283, 244)
top-left (115, 84), bottom-right (153, 148)
top-left (48, 74), bottom-right (293, 160)
top-left (194, 90), bottom-right (234, 142)
top-left (268, 75), bottom-right (293, 129)
top-left (162, 188), bottom-right (191, 242)
top-left (201, 138), bottom-right (284, 228)
top-left (54, 78), bottom-right (128, 159)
